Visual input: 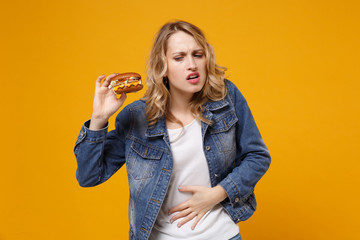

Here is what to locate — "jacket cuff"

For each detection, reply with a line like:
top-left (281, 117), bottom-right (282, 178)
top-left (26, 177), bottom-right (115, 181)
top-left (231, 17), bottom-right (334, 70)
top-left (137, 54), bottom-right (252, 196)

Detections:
top-left (219, 176), bottom-right (242, 206)
top-left (76, 119), bottom-right (109, 145)
top-left (84, 119), bottom-right (108, 138)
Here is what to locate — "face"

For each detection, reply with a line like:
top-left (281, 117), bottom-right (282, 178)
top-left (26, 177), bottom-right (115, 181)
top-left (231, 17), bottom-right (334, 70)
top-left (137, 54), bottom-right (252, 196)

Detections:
top-left (165, 31), bottom-right (207, 99)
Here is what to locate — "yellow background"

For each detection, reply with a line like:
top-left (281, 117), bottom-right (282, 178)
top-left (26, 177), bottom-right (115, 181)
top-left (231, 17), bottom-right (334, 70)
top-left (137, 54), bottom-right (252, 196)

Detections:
top-left (1, 0), bottom-right (359, 239)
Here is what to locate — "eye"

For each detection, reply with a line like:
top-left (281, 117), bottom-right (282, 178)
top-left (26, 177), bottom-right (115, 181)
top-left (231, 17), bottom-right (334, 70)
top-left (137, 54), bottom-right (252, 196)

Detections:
top-left (193, 53), bottom-right (204, 58)
top-left (174, 56), bottom-right (183, 61)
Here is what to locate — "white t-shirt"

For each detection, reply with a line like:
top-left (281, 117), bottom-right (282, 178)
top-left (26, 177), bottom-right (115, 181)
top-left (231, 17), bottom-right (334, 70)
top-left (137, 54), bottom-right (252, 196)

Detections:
top-left (149, 119), bottom-right (239, 240)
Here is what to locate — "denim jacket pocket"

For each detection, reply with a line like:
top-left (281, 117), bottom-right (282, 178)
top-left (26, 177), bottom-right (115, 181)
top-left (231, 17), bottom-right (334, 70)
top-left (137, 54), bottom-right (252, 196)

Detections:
top-left (127, 140), bottom-right (163, 180)
top-left (210, 109), bottom-right (238, 134)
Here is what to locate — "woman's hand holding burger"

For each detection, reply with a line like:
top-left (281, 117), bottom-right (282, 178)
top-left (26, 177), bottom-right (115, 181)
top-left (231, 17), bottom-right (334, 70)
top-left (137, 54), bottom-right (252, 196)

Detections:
top-left (89, 73), bottom-right (127, 130)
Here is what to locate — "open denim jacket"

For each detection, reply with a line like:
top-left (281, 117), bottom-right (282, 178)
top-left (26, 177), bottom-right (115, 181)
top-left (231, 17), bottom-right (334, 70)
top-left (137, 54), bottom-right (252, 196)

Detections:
top-left (74, 80), bottom-right (271, 240)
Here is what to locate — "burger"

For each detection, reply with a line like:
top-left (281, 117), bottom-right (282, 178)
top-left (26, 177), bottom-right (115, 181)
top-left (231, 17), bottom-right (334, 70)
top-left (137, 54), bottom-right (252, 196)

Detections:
top-left (108, 72), bottom-right (143, 94)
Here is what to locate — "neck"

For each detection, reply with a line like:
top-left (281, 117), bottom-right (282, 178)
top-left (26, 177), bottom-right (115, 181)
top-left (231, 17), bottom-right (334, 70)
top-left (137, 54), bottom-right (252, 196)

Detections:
top-left (169, 88), bottom-right (193, 113)
top-left (167, 91), bottom-right (194, 128)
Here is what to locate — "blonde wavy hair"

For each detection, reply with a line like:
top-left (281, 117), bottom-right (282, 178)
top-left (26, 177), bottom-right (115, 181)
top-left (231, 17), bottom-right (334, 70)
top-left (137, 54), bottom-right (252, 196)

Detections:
top-left (143, 20), bottom-right (227, 126)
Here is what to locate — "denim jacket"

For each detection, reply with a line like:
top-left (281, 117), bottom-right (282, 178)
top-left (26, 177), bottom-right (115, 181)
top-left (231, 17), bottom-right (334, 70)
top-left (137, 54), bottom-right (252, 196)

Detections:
top-left (74, 80), bottom-right (271, 240)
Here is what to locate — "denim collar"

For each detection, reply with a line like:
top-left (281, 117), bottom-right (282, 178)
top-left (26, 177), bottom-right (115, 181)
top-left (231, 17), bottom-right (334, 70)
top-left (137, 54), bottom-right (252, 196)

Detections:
top-left (145, 99), bottom-right (229, 138)
top-left (203, 98), bottom-right (229, 111)
top-left (145, 115), bottom-right (167, 138)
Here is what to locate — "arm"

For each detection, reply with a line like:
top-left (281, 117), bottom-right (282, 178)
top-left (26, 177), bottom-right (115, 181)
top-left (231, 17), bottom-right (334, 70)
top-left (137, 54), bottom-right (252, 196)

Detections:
top-left (219, 81), bottom-right (271, 206)
top-left (73, 74), bottom-right (128, 187)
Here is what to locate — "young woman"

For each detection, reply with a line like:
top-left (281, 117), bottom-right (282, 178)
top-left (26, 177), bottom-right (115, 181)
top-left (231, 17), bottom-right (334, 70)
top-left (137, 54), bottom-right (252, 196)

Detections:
top-left (74, 20), bottom-right (271, 240)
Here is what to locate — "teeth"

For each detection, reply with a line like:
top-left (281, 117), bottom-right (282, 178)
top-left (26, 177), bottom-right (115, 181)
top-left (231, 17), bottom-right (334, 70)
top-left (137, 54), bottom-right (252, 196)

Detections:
top-left (188, 75), bottom-right (198, 79)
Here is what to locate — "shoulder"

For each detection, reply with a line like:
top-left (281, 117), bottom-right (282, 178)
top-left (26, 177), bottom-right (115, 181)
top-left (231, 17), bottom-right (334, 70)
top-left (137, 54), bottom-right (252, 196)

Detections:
top-left (224, 79), bottom-right (237, 90)
top-left (126, 99), bottom-right (146, 111)
top-left (115, 99), bottom-right (146, 127)
top-left (117, 99), bottom-right (146, 116)
top-left (224, 79), bottom-right (246, 104)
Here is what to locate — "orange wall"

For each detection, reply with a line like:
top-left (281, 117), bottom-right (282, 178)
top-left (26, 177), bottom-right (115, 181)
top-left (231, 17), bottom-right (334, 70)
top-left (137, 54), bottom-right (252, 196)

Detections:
top-left (1, 0), bottom-right (359, 239)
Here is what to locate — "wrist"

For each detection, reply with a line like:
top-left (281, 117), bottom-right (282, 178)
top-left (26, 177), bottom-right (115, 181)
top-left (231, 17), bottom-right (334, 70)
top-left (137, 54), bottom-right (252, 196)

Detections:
top-left (213, 185), bottom-right (228, 203)
top-left (89, 116), bottom-right (108, 130)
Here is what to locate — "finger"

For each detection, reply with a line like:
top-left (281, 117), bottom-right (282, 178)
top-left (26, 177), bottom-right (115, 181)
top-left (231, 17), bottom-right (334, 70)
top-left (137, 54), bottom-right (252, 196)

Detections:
top-left (191, 212), bottom-right (205, 230)
top-left (102, 73), bottom-right (119, 88)
top-left (118, 92), bottom-right (127, 101)
top-left (177, 212), bottom-right (197, 228)
top-left (116, 92), bottom-right (127, 104)
top-left (169, 200), bottom-right (190, 215)
top-left (170, 208), bottom-right (191, 223)
top-left (96, 74), bottom-right (106, 88)
top-left (178, 185), bottom-right (197, 193)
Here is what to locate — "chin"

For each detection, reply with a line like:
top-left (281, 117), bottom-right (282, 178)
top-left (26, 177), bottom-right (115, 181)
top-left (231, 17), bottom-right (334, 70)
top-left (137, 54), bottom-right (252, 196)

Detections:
top-left (189, 85), bottom-right (205, 95)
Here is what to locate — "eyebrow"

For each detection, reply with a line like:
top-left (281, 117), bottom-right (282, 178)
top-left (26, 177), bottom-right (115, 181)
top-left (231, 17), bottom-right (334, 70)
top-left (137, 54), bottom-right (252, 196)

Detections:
top-left (171, 49), bottom-right (204, 56)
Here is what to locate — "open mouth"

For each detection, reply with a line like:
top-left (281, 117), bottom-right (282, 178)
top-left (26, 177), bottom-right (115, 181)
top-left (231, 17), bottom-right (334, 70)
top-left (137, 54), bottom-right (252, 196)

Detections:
top-left (187, 73), bottom-right (200, 80)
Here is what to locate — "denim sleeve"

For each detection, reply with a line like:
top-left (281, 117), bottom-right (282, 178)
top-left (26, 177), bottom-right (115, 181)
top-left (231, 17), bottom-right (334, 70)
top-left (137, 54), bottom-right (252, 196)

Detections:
top-left (73, 106), bottom-right (130, 187)
top-left (219, 81), bottom-right (271, 206)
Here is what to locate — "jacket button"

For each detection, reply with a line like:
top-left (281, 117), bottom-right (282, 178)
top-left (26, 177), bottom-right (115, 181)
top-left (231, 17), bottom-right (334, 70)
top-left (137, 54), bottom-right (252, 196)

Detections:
top-left (234, 197), bottom-right (240, 203)
top-left (205, 146), bottom-right (211, 151)
top-left (80, 131), bottom-right (85, 137)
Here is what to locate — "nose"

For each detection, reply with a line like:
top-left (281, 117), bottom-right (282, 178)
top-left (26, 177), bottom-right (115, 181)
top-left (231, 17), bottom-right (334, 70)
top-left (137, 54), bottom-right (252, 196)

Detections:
top-left (187, 56), bottom-right (197, 71)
